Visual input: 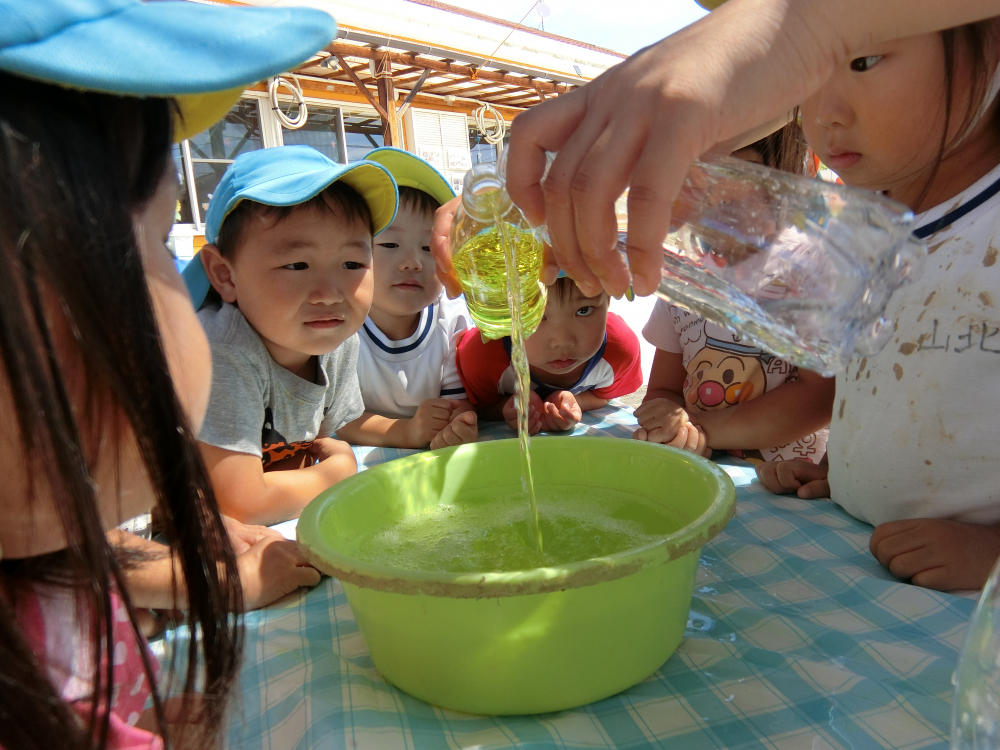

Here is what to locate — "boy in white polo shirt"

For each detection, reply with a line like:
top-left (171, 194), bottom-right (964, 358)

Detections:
top-left (336, 148), bottom-right (478, 449)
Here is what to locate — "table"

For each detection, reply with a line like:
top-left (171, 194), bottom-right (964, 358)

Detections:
top-left (226, 405), bottom-right (976, 750)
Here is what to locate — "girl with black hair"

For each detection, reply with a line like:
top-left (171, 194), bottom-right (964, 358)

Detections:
top-left (0, 1), bottom-right (335, 747)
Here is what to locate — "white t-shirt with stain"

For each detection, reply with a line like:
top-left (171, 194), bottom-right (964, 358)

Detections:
top-left (828, 163), bottom-right (1000, 526)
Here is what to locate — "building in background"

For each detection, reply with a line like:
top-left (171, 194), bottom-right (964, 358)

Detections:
top-left (170, 0), bottom-right (626, 260)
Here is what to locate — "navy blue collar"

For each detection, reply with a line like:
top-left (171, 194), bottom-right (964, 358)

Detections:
top-left (913, 172), bottom-right (1000, 240)
top-left (502, 334), bottom-right (608, 398)
top-left (362, 303), bottom-right (434, 354)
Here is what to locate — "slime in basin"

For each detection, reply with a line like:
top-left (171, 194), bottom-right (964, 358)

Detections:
top-left (297, 437), bottom-right (736, 715)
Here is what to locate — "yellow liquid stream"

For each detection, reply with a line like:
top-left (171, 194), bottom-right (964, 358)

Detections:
top-left (453, 222), bottom-right (547, 553)
top-left (352, 490), bottom-right (681, 573)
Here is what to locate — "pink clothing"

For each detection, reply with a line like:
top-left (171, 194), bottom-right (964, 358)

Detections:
top-left (13, 585), bottom-right (162, 749)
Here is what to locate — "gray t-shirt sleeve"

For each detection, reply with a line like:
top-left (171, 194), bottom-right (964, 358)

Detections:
top-left (322, 334), bottom-right (365, 435)
top-left (198, 343), bottom-right (268, 457)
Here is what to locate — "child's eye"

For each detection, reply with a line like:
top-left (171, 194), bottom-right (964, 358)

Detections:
top-left (850, 55), bottom-right (882, 72)
top-left (283, 261), bottom-right (309, 271)
top-left (576, 306), bottom-right (594, 317)
top-left (343, 261), bottom-right (367, 270)
top-left (377, 242), bottom-right (399, 249)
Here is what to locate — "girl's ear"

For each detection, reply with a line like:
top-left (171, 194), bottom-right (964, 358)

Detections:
top-left (200, 244), bottom-right (238, 304)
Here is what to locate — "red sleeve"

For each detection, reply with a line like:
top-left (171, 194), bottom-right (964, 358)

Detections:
top-left (455, 329), bottom-right (512, 407)
top-left (591, 312), bottom-right (643, 400)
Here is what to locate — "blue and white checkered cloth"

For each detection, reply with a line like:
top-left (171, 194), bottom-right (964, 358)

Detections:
top-left (224, 404), bottom-right (973, 749)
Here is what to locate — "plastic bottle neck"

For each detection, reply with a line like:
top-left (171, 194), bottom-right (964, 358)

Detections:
top-left (461, 162), bottom-right (514, 223)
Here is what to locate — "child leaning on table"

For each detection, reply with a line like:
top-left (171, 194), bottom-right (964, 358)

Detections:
top-left (336, 147), bottom-right (478, 449)
top-left (757, 19), bottom-right (1000, 591)
top-left (0, 0), bottom-right (336, 746)
top-left (456, 275), bottom-right (643, 434)
top-left (183, 145), bottom-right (398, 527)
top-left (634, 120), bottom-right (836, 460)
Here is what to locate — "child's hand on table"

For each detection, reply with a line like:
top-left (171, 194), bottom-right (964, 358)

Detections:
top-left (430, 410), bottom-right (479, 449)
top-left (407, 398), bottom-right (463, 448)
top-left (222, 516), bottom-right (322, 609)
top-left (633, 398), bottom-right (711, 456)
top-left (869, 519), bottom-right (1000, 591)
top-left (541, 391), bottom-right (582, 432)
top-left (502, 390), bottom-right (544, 435)
top-left (236, 533), bottom-right (322, 610)
top-left (755, 460), bottom-right (830, 499)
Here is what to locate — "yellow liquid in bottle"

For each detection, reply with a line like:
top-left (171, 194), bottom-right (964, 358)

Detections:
top-left (452, 225), bottom-right (547, 341)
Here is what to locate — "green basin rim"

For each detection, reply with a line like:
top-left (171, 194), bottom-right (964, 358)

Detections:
top-left (297, 438), bottom-right (736, 599)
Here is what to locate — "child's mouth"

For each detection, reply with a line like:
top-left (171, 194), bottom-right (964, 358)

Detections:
top-left (548, 358), bottom-right (576, 370)
top-left (305, 318), bottom-right (343, 329)
top-left (394, 281), bottom-right (423, 292)
top-left (825, 150), bottom-right (861, 170)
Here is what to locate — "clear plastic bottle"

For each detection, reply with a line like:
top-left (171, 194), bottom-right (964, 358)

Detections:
top-left (952, 559), bottom-right (1000, 749)
top-left (450, 152), bottom-right (926, 376)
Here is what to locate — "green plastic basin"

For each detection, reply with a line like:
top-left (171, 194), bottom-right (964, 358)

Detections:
top-left (297, 436), bottom-right (735, 715)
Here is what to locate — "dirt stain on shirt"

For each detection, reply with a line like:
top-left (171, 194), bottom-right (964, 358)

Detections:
top-left (985, 245), bottom-right (999, 267)
top-left (980, 291), bottom-right (995, 307)
top-left (893, 363), bottom-right (904, 380)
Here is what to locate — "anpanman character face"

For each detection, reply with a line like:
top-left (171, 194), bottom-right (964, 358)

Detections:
top-left (684, 342), bottom-right (767, 411)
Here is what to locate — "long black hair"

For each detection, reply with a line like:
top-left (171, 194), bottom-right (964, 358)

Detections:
top-left (0, 71), bottom-right (242, 748)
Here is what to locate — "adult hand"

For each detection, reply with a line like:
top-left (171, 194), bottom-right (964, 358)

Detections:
top-left (504, 0), bottom-right (993, 298)
top-left (431, 196), bottom-right (463, 298)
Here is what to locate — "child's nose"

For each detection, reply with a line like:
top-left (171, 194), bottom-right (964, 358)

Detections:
top-left (400, 250), bottom-right (423, 272)
top-left (807, 84), bottom-right (854, 130)
top-left (309, 276), bottom-right (344, 305)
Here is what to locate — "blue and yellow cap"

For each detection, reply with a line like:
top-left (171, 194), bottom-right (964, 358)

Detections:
top-left (363, 147), bottom-right (456, 208)
top-left (183, 146), bottom-right (399, 308)
top-left (0, 0), bottom-right (337, 141)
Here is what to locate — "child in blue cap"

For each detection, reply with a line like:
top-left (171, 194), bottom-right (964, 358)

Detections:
top-left (0, 0), bottom-right (335, 747)
top-left (337, 147), bottom-right (479, 449)
top-left (186, 145), bottom-right (397, 527)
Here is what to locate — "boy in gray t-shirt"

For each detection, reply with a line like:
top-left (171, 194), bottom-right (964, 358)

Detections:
top-left (182, 145), bottom-right (398, 525)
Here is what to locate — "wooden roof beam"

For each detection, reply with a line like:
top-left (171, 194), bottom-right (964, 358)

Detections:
top-left (327, 42), bottom-right (573, 96)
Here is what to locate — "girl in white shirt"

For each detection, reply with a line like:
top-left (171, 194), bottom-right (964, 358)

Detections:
top-left (758, 20), bottom-right (1000, 591)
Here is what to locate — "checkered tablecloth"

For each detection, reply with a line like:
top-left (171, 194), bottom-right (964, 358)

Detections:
top-left (226, 405), bottom-right (974, 750)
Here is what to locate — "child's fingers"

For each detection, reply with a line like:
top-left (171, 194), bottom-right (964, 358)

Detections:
top-left (632, 427), bottom-right (649, 441)
top-left (797, 478), bottom-right (830, 499)
top-left (774, 461), bottom-right (805, 491)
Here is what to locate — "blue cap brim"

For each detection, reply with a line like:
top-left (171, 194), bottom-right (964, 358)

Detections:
top-left (363, 147), bottom-right (456, 207)
top-left (0, 1), bottom-right (336, 141)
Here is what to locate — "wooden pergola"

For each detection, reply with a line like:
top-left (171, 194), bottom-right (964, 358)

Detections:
top-left (290, 38), bottom-right (582, 147)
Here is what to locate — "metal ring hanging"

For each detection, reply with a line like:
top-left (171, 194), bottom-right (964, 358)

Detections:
top-left (473, 103), bottom-right (506, 145)
top-left (268, 75), bottom-right (308, 130)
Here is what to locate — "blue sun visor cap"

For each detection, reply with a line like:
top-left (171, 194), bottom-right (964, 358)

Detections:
top-left (0, 0), bottom-right (337, 141)
top-left (183, 145), bottom-right (399, 309)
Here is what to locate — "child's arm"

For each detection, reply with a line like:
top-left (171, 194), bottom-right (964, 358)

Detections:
top-left (643, 348), bottom-right (687, 406)
top-left (110, 522), bottom-right (321, 612)
top-left (689, 369), bottom-right (835, 450)
top-left (200, 438), bottom-right (357, 526)
top-left (337, 398), bottom-right (459, 448)
top-left (869, 519), bottom-right (1000, 591)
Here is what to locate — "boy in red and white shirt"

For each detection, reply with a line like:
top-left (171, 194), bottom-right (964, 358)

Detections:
top-left (456, 277), bottom-right (642, 434)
